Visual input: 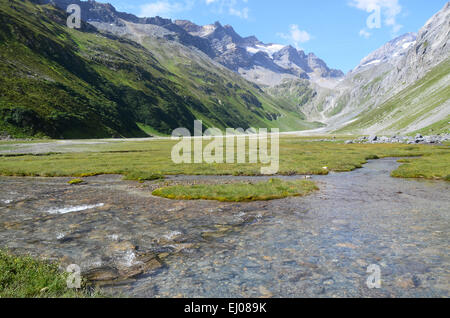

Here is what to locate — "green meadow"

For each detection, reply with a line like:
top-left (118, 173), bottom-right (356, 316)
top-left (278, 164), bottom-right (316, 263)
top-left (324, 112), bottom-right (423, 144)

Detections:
top-left (0, 137), bottom-right (448, 181)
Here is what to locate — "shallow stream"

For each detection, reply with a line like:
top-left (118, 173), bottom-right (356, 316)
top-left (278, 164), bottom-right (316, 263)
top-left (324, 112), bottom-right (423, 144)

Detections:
top-left (0, 158), bottom-right (448, 297)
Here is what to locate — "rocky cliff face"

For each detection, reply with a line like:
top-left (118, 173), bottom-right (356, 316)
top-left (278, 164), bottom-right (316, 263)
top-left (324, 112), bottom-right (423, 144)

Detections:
top-left (397, 2), bottom-right (450, 85)
top-left (174, 20), bottom-right (343, 86)
top-left (305, 2), bottom-right (450, 135)
top-left (3, 0), bottom-right (325, 138)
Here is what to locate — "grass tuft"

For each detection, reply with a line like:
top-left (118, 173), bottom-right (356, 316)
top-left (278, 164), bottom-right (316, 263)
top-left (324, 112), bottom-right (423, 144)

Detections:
top-left (68, 178), bottom-right (84, 185)
top-left (122, 172), bottom-right (164, 182)
top-left (0, 250), bottom-right (102, 298)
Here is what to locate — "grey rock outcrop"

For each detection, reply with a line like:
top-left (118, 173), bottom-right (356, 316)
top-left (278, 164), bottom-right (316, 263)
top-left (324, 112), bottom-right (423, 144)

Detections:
top-left (351, 134), bottom-right (450, 144)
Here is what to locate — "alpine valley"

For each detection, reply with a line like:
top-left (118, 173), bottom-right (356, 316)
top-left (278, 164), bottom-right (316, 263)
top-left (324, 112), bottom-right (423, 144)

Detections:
top-left (0, 0), bottom-right (449, 138)
top-left (1, 0), bottom-right (450, 300)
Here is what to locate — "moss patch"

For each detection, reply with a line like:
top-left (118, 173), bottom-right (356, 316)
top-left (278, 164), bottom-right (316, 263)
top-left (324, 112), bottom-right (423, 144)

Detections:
top-left (68, 178), bottom-right (84, 185)
top-left (123, 172), bottom-right (164, 182)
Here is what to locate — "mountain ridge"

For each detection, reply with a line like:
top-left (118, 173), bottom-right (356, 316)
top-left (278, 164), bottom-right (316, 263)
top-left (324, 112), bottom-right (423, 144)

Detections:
top-left (0, 0), bottom-right (320, 138)
top-left (0, 0), bottom-right (448, 138)
top-left (42, 0), bottom-right (344, 87)
top-left (311, 2), bottom-right (450, 135)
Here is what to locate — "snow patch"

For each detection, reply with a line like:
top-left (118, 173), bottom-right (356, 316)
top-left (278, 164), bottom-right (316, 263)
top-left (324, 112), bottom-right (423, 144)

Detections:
top-left (402, 41), bottom-right (415, 49)
top-left (246, 44), bottom-right (285, 57)
top-left (361, 59), bottom-right (381, 67)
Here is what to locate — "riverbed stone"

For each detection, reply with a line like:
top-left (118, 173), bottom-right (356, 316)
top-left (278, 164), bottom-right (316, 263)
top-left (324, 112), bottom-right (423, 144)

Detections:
top-left (85, 266), bottom-right (120, 282)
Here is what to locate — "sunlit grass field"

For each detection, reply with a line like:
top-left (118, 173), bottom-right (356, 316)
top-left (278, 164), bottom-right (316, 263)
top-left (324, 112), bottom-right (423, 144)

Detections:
top-left (0, 137), bottom-right (448, 180)
top-left (153, 178), bottom-right (319, 202)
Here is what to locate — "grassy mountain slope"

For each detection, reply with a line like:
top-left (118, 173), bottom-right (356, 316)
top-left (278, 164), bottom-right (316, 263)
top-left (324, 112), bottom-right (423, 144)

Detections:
top-left (336, 58), bottom-right (450, 134)
top-left (0, 0), bottom-right (309, 138)
top-left (318, 4), bottom-right (450, 135)
top-left (91, 18), bottom-right (316, 132)
top-left (133, 34), bottom-right (280, 131)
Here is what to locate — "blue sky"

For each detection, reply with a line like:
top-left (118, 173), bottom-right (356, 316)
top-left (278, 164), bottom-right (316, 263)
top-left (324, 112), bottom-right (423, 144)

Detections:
top-left (103, 0), bottom-right (448, 72)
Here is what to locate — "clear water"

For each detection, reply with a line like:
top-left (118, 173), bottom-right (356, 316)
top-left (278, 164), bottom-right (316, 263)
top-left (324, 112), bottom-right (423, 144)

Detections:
top-left (0, 158), bottom-right (448, 297)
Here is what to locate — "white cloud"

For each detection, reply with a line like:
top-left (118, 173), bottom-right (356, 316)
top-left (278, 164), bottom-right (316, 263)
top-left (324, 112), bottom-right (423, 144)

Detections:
top-left (359, 28), bottom-right (372, 38)
top-left (349, 0), bottom-right (403, 35)
top-left (229, 7), bottom-right (249, 19)
top-left (139, 0), bottom-right (250, 20)
top-left (205, 0), bottom-right (250, 19)
top-left (278, 25), bottom-right (311, 48)
top-left (140, 0), bottom-right (194, 18)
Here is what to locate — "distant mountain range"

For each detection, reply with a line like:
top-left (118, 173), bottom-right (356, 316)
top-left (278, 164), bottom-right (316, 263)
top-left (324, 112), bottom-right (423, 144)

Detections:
top-left (39, 0), bottom-right (344, 86)
top-left (306, 2), bottom-right (450, 135)
top-left (0, 0), bottom-right (323, 138)
top-left (42, 0), bottom-right (344, 87)
top-left (173, 19), bottom-right (345, 87)
top-left (0, 0), bottom-right (448, 138)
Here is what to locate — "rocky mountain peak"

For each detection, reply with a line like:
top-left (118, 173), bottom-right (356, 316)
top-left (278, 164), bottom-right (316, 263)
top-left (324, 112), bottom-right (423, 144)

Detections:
top-left (242, 36), bottom-right (260, 46)
top-left (143, 16), bottom-right (173, 27)
top-left (353, 32), bottom-right (417, 73)
top-left (272, 46), bottom-right (312, 75)
top-left (307, 53), bottom-right (344, 78)
top-left (274, 45), bottom-right (297, 56)
top-left (174, 20), bottom-right (202, 33)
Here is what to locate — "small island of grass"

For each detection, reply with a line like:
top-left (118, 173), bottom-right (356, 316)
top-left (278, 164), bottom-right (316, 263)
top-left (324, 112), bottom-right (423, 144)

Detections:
top-left (152, 178), bottom-right (318, 202)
